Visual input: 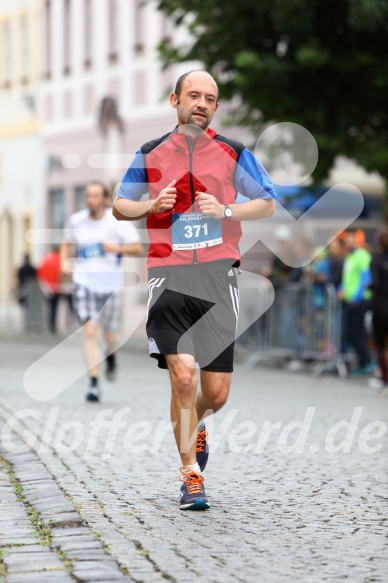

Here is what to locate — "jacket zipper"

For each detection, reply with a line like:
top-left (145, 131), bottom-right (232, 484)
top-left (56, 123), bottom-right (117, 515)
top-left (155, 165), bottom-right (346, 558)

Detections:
top-left (186, 137), bottom-right (197, 265)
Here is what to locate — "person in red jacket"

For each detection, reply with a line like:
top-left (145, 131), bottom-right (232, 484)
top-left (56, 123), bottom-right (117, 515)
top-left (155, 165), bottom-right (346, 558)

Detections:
top-left (113, 70), bottom-right (276, 510)
top-left (37, 246), bottom-right (62, 334)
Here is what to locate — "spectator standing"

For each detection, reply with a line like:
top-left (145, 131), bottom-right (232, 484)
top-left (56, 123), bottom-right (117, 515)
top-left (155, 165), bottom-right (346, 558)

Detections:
top-left (326, 238), bottom-right (346, 290)
top-left (369, 228), bottom-right (388, 393)
top-left (326, 238), bottom-right (347, 355)
top-left (15, 253), bottom-right (44, 331)
top-left (37, 246), bottom-right (62, 335)
top-left (16, 253), bottom-right (36, 305)
top-left (340, 228), bottom-right (374, 375)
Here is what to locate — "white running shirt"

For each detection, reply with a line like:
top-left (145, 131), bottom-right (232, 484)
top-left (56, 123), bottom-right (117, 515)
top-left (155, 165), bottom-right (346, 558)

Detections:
top-left (64, 209), bottom-right (140, 293)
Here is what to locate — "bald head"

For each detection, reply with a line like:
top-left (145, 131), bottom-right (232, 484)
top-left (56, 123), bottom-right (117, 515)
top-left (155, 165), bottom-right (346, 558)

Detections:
top-left (175, 70), bottom-right (219, 100)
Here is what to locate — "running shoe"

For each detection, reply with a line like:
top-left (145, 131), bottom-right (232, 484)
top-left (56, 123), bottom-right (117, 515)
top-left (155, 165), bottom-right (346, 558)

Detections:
top-left (368, 377), bottom-right (386, 389)
top-left (105, 352), bottom-right (117, 382)
top-left (178, 466), bottom-right (210, 511)
top-left (350, 363), bottom-right (376, 376)
top-left (85, 387), bottom-right (101, 402)
top-left (196, 422), bottom-right (209, 472)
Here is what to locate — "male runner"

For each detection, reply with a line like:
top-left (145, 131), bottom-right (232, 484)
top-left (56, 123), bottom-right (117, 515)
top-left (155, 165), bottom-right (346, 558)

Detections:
top-left (113, 70), bottom-right (276, 509)
top-left (61, 181), bottom-right (144, 401)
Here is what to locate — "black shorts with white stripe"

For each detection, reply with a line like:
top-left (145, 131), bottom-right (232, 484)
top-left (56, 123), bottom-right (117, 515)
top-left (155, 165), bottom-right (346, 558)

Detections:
top-left (146, 260), bottom-right (239, 371)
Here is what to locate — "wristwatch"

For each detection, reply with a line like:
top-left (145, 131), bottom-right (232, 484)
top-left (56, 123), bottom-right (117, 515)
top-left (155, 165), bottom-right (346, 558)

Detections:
top-left (224, 205), bottom-right (233, 219)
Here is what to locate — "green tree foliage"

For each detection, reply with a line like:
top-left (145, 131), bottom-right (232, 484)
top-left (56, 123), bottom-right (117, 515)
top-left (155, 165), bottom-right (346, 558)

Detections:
top-left (157, 0), bottom-right (388, 207)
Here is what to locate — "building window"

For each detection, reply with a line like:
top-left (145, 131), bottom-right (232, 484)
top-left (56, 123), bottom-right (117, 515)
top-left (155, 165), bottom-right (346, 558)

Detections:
top-left (134, 70), bottom-right (145, 105)
top-left (44, 94), bottom-right (53, 121)
top-left (63, 0), bottom-right (71, 75)
top-left (74, 186), bottom-right (86, 212)
top-left (49, 189), bottom-right (65, 229)
top-left (83, 84), bottom-right (94, 115)
top-left (160, 67), bottom-right (173, 100)
top-left (3, 21), bottom-right (12, 87)
top-left (20, 15), bottom-right (29, 83)
top-left (108, 0), bottom-right (118, 62)
top-left (44, 0), bottom-right (51, 79)
top-left (84, 0), bottom-right (92, 68)
top-left (63, 90), bottom-right (73, 118)
top-left (134, 0), bottom-right (144, 55)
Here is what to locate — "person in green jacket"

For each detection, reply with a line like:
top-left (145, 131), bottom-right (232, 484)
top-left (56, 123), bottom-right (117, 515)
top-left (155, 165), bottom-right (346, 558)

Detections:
top-left (339, 229), bottom-right (374, 375)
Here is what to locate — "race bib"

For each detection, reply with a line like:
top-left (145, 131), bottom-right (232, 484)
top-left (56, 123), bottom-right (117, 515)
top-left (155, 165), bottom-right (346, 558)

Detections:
top-left (172, 212), bottom-right (223, 251)
top-left (77, 243), bottom-right (105, 259)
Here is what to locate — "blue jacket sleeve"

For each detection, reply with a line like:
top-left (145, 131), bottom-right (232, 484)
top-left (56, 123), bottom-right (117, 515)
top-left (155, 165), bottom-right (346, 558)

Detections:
top-left (352, 269), bottom-right (372, 302)
top-left (234, 148), bottom-right (277, 200)
top-left (116, 150), bottom-right (149, 201)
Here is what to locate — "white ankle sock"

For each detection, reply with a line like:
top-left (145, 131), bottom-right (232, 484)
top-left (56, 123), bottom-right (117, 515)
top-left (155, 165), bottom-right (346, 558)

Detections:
top-left (185, 462), bottom-right (201, 474)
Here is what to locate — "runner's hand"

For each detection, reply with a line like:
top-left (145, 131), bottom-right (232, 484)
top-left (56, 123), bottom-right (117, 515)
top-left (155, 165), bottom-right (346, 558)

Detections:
top-left (196, 192), bottom-right (224, 219)
top-left (150, 180), bottom-right (177, 214)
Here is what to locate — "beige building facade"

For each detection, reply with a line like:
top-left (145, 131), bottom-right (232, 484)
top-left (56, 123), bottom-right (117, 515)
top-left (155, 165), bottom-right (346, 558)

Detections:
top-left (0, 0), bottom-right (44, 301)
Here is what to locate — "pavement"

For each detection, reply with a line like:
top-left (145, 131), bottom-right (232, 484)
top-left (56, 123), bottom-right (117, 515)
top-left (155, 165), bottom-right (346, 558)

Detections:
top-left (0, 329), bottom-right (387, 583)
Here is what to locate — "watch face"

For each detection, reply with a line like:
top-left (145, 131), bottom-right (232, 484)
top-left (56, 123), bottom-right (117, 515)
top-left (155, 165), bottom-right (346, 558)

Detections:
top-left (225, 206), bottom-right (232, 218)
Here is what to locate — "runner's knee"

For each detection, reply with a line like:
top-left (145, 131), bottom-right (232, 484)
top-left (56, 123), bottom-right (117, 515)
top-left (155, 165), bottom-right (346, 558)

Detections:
top-left (84, 323), bottom-right (98, 341)
top-left (170, 367), bottom-right (197, 400)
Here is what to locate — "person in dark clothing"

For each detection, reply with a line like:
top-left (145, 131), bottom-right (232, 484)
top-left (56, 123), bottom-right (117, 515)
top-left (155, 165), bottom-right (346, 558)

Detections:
top-left (326, 238), bottom-right (345, 289)
top-left (16, 253), bottom-right (37, 305)
top-left (370, 228), bottom-right (388, 392)
top-left (16, 253), bottom-right (44, 331)
top-left (326, 238), bottom-right (347, 355)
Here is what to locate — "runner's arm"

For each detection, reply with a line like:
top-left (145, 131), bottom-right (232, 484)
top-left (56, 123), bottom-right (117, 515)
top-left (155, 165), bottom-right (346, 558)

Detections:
top-left (230, 148), bottom-right (276, 219)
top-left (113, 198), bottom-right (152, 221)
top-left (113, 150), bottom-right (150, 220)
top-left (102, 242), bottom-right (145, 256)
top-left (196, 194), bottom-right (275, 220)
top-left (226, 197), bottom-right (275, 220)
top-left (60, 242), bottom-right (76, 275)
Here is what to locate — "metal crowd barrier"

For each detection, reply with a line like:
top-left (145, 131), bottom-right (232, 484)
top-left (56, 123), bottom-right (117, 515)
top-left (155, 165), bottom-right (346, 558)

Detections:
top-left (237, 281), bottom-right (348, 377)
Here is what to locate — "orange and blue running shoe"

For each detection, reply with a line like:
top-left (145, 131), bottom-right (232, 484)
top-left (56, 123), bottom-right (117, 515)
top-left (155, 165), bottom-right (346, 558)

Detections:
top-left (196, 422), bottom-right (209, 472)
top-left (178, 466), bottom-right (210, 511)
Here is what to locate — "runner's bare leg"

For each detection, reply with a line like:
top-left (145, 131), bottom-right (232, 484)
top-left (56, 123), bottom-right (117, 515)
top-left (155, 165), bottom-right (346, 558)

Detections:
top-left (196, 370), bottom-right (231, 422)
top-left (83, 321), bottom-right (100, 378)
top-left (166, 354), bottom-right (198, 466)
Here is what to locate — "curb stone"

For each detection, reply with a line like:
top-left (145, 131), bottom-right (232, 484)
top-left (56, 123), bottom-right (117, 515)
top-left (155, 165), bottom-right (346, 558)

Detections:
top-left (0, 419), bottom-right (135, 583)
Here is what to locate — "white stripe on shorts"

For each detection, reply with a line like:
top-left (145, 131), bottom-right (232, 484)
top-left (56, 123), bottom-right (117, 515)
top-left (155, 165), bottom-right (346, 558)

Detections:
top-left (147, 278), bottom-right (165, 313)
top-left (229, 284), bottom-right (239, 325)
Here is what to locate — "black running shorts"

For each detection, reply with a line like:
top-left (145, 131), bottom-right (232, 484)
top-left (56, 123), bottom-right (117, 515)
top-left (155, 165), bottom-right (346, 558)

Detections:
top-left (146, 260), bottom-right (239, 371)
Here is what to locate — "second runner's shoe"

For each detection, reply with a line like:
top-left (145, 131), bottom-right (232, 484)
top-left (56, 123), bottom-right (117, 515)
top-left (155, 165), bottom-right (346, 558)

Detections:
top-left (85, 387), bottom-right (101, 402)
top-left (178, 466), bottom-right (210, 511)
top-left (196, 422), bottom-right (209, 472)
top-left (105, 352), bottom-right (117, 382)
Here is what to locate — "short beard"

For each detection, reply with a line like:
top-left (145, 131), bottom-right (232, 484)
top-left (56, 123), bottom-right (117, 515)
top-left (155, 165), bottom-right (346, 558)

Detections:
top-left (188, 114), bottom-right (208, 129)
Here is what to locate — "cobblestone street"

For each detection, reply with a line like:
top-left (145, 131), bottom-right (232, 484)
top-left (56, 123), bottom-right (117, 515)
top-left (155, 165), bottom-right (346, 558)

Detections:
top-left (0, 332), bottom-right (387, 583)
